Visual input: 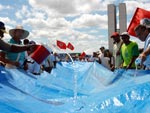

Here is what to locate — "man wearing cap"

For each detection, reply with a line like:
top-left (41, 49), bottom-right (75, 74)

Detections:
top-left (120, 32), bottom-right (139, 69)
top-left (134, 18), bottom-right (150, 69)
top-left (110, 32), bottom-right (123, 71)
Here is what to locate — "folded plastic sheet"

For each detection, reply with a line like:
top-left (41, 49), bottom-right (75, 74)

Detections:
top-left (0, 62), bottom-right (150, 113)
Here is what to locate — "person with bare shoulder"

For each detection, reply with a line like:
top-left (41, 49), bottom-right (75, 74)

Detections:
top-left (134, 18), bottom-right (150, 69)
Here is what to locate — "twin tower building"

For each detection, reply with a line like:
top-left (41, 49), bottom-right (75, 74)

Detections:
top-left (107, 3), bottom-right (127, 53)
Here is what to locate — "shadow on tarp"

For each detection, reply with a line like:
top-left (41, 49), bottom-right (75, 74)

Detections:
top-left (0, 67), bottom-right (64, 106)
top-left (0, 101), bottom-right (24, 113)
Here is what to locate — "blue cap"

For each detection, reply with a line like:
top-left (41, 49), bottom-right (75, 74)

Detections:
top-left (0, 21), bottom-right (6, 33)
top-left (0, 21), bottom-right (5, 29)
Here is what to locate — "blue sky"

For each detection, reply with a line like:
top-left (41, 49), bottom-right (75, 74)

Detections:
top-left (0, 0), bottom-right (150, 53)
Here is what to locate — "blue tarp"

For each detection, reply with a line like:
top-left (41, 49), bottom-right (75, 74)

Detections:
top-left (0, 62), bottom-right (150, 113)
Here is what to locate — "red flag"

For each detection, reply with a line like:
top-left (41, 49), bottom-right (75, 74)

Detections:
top-left (127, 7), bottom-right (150, 37)
top-left (80, 52), bottom-right (86, 58)
top-left (56, 40), bottom-right (66, 49)
top-left (31, 45), bottom-right (50, 64)
top-left (67, 42), bottom-right (74, 50)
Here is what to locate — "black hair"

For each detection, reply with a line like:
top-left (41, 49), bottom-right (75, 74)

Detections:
top-left (23, 39), bottom-right (29, 45)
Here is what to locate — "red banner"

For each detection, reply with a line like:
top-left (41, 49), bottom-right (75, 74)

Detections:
top-left (56, 40), bottom-right (66, 49)
top-left (127, 7), bottom-right (150, 37)
top-left (80, 52), bottom-right (86, 58)
top-left (31, 45), bottom-right (50, 64)
top-left (67, 42), bottom-right (74, 50)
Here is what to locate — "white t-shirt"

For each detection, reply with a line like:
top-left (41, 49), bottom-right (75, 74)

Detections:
top-left (113, 40), bottom-right (123, 68)
top-left (100, 54), bottom-right (111, 70)
top-left (101, 57), bottom-right (111, 70)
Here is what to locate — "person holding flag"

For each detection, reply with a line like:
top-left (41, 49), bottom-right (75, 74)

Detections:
top-left (134, 18), bottom-right (150, 69)
top-left (127, 7), bottom-right (150, 37)
top-left (127, 7), bottom-right (150, 69)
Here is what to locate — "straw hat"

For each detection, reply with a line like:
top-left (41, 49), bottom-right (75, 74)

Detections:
top-left (9, 25), bottom-right (29, 39)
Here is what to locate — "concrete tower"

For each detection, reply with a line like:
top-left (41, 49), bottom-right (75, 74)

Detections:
top-left (107, 3), bottom-right (126, 53)
top-left (119, 3), bottom-right (127, 34)
top-left (107, 4), bottom-right (116, 53)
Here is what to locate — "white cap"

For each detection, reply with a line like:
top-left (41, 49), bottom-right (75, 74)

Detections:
top-left (120, 32), bottom-right (130, 37)
top-left (140, 18), bottom-right (150, 28)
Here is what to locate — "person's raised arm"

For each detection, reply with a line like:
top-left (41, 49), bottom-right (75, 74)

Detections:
top-left (10, 44), bottom-right (36, 53)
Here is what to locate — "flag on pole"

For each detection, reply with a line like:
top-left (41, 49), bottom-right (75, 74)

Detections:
top-left (67, 42), bottom-right (74, 50)
top-left (127, 7), bottom-right (150, 37)
top-left (56, 40), bottom-right (66, 49)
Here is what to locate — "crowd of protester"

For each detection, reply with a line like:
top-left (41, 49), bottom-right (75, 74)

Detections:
top-left (68, 18), bottom-right (150, 71)
top-left (0, 21), bottom-right (59, 75)
top-left (1, 17), bottom-right (150, 75)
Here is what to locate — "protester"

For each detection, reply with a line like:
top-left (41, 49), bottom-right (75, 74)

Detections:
top-left (98, 46), bottom-right (105, 64)
top-left (120, 32), bottom-right (139, 70)
top-left (99, 46), bottom-right (113, 70)
top-left (0, 21), bottom-right (35, 52)
top-left (42, 52), bottom-right (54, 73)
top-left (53, 52), bottom-right (59, 68)
top-left (102, 49), bottom-right (113, 70)
top-left (134, 18), bottom-right (150, 69)
top-left (110, 32), bottom-right (123, 71)
top-left (25, 41), bottom-right (43, 75)
top-left (0, 22), bottom-right (35, 67)
top-left (1, 25), bottom-right (33, 68)
top-left (23, 39), bottom-right (30, 70)
top-left (88, 52), bottom-right (100, 63)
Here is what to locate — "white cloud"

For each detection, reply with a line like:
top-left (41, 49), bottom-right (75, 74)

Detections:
top-left (23, 17), bottom-right (71, 38)
top-left (0, 4), bottom-right (11, 11)
top-left (0, 4), bottom-right (4, 10)
top-left (28, 0), bottom-right (108, 17)
top-left (1, 0), bottom-right (148, 52)
top-left (72, 14), bottom-right (108, 29)
top-left (16, 5), bottom-right (30, 19)
top-left (29, 0), bottom-right (77, 16)
top-left (89, 29), bottom-right (101, 34)
top-left (20, 0), bottom-right (109, 52)
top-left (75, 0), bottom-right (103, 13)
top-left (125, 1), bottom-right (150, 16)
